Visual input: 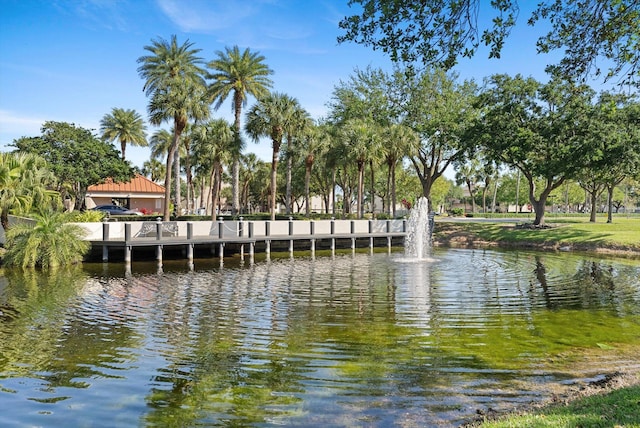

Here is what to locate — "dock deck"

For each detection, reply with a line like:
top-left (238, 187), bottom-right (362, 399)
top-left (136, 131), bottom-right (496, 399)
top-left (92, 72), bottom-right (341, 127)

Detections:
top-left (80, 218), bottom-right (409, 264)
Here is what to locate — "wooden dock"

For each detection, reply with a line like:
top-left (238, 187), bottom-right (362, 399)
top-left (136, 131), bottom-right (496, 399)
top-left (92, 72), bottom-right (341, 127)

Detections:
top-left (80, 217), bottom-right (409, 264)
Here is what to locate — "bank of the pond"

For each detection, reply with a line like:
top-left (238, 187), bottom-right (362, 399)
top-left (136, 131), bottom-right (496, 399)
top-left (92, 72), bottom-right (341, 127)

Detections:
top-left (465, 372), bottom-right (640, 427)
top-left (437, 217), bottom-right (640, 426)
top-left (432, 217), bottom-right (640, 257)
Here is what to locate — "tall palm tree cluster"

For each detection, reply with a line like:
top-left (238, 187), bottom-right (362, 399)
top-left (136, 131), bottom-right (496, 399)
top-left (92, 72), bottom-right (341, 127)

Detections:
top-left (103, 35), bottom-right (422, 221)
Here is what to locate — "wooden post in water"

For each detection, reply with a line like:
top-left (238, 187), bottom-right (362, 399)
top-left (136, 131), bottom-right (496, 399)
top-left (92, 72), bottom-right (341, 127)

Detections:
top-left (288, 217), bottom-right (294, 255)
top-left (310, 220), bottom-right (316, 256)
top-left (155, 217), bottom-right (163, 263)
top-left (350, 220), bottom-right (356, 251)
top-left (238, 217), bottom-right (244, 261)
top-left (248, 222), bottom-right (254, 264)
top-left (124, 223), bottom-right (132, 263)
top-left (102, 219), bottom-right (109, 262)
top-left (187, 222), bottom-right (194, 262)
top-left (368, 219), bottom-right (374, 250)
top-left (218, 218), bottom-right (224, 261)
top-left (330, 217), bottom-right (335, 253)
top-left (265, 221), bottom-right (271, 258)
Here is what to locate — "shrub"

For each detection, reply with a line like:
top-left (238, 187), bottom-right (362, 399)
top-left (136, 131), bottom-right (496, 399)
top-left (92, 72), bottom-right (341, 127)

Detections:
top-left (64, 210), bottom-right (105, 223)
top-left (3, 210), bottom-right (90, 268)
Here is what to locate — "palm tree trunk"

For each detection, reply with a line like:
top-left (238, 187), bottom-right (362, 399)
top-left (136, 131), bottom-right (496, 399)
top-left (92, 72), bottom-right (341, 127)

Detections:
top-left (357, 162), bottom-right (364, 219)
top-left (232, 95), bottom-right (242, 215)
top-left (270, 144), bottom-right (281, 221)
top-left (331, 167), bottom-right (336, 216)
top-left (211, 162), bottom-right (221, 221)
top-left (1, 209), bottom-right (10, 232)
top-left (174, 152), bottom-right (181, 216)
top-left (163, 147), bottom-right (174, 220)
top-left (304, 161), bottom-right (311, 217)
top-left (391, 162), bottom-right (397, 217)
top-left (369, 160), bottom-right (375, 216)
top-left (285, 146), bottom-right (293, 215)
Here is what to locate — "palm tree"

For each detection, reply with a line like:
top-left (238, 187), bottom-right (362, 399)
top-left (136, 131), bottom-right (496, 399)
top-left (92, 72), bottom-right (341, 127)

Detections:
top-left (245, 92), bottom-right (297, 220)
top-left (300, 123), bottom-right (329, 216)
top-left (192, 119), bottom-right (234, 220)
top-left (339, 118), bottom-right (379, 218)
top-left (382, 124), bottom-right (419, 216)
top-left (454, 158), bottom-right (482, 214)
top-left (149, 129), bottom-right (172, 161)
top-left (148, 81), bottom-right (209, 219)
top-left (207, 46), bottom-right (274, 214)
top-left (3, 210), bottom-right (89, 268)
top-left (283, 104), bottom-right (312, 215)
top-left (137, 35), bottom-right (208, 220)
top-left (239, 153), bottom-right (260, 213)
top-left (0, 152), bottom-right (58, 231)
top-left (142, 158), bottom-right (166, 183)
top-left (99, 108), bottom-right (147, 160)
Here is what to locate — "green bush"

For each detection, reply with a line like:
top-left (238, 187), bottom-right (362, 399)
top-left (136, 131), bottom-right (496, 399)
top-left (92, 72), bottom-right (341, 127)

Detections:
top-left (3, 210), bottom-right (90, 268)
top-left (64, 210), bottom-right (105, 223)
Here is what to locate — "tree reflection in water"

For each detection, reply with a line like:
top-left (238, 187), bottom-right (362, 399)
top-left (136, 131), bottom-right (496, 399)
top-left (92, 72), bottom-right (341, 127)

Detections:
top-left (0, 249), bottom-right (639, 427)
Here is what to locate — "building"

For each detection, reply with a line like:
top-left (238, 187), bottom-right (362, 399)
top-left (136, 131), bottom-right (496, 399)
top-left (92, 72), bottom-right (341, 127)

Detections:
top-left (85, 174), bottom-right (165, 215)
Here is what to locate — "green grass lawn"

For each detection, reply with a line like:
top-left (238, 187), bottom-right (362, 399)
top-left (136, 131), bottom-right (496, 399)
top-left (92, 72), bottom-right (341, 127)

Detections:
top-left (434, 215), bottom-right (640, 252)
top-left (477, 383), bottom-right (640, 427)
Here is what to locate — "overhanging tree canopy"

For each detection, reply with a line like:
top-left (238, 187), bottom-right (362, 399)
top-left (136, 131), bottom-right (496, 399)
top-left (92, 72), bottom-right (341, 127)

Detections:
top-left (339, 0), bottom-right (640, 86)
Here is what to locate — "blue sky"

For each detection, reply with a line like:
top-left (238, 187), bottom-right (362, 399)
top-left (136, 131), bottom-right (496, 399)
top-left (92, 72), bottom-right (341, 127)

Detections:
top-left (1, 0), bottom-right (560, 170)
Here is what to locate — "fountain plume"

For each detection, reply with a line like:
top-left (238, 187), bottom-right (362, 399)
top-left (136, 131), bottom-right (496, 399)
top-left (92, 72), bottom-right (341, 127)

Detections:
top-left (404, 197), bottom-right (431, 259)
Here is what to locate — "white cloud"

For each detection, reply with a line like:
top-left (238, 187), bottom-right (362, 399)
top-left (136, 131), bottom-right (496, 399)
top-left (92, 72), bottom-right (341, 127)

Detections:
top-left (52, 0), bottom-right (131, 32)
top-left (156, 0), bottom-right (259, 33)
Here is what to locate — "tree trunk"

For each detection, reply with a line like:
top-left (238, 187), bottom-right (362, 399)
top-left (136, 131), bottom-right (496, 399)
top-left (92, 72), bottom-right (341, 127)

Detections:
top-left (211, 162), bottom-right (221, 221)
top-left (1, 209), bottom-right (9, 232)
top-left (369, 160), bottom-right (375, 217)
top-left (285, 143), bottom-right (293, 215)
top-left (421, 180), bottom-right (434, 212)
top-left (270, 145), bottom-right (280, 221)
top-left (163, 147), bottom-right (174, 221)
top-left (232, 93), bottom-right (243, 215)
top-left (589, 191), bottom-right (598, 222)
top-left (531, 198), bottom-right (546, 226)
top-left (183, 138), bottom-right (192, 215)
top-left (606, 185), bottom-right (614, 223)
top-left (331, 167), bottom-right (336, 216)
top-left (386, 160), bottom-right (392, 216)
top-left (357, 161), bottom-right (364, 219)
top-left (304, 164), bottom-right (311, 217)
top-left (174, 150), bottom-right (181, 217)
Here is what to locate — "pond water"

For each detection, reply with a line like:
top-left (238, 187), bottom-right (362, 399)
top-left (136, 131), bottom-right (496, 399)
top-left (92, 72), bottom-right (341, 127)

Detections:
top-left (1, 248), bottom-right (639, 427)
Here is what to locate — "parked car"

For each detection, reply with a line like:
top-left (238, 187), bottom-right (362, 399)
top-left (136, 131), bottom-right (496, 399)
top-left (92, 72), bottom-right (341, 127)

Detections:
top-left (91, 205), bottom-right (143, 216)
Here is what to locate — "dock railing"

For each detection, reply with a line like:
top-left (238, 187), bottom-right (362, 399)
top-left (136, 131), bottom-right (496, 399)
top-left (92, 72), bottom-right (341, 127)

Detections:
top-left (74, 218), bottom-right (408, 263)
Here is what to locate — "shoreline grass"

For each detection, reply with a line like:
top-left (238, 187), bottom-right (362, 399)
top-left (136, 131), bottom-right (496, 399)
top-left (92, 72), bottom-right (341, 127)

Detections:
top-left (433, 215), bottom-right (640, 255)
top-left (472, 381), bottom-right (640, 427)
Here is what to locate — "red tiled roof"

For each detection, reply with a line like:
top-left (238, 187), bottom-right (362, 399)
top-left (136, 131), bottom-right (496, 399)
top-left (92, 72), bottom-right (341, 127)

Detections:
top-left (88, 174), bottom-right (165, 194)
